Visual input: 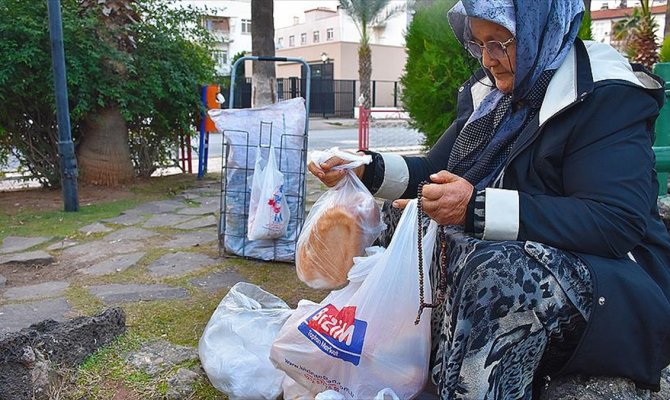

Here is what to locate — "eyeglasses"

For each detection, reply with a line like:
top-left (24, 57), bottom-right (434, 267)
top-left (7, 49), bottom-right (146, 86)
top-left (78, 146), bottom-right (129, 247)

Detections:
top-left (465, 37), bottom-right (515, 60)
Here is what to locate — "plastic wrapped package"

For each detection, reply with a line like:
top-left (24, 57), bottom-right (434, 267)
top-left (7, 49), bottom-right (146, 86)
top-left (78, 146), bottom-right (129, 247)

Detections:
top-left (210, 97), bottom-right (306, 261)
top-left (199, 282), bottom-right (293, 400)
top-left (271, 201), bottom-right (437, 399)
top-left (296, 170), bottom-right (385, 289)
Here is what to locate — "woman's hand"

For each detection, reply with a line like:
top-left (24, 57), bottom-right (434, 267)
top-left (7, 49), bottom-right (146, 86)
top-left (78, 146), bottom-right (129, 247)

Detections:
top-left (393, 170), bottom-right (474, 225)
top-left (307, 155), bottom-right (365, 187)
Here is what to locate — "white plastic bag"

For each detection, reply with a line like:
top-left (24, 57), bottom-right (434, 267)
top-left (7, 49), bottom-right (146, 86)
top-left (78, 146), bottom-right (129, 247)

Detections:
top-left (199, 282), bottom-right (293, 400)
top-left (309, 147), bottom-right (372, 170)
top-left (271, 200), bottom-right (437, 399)
top-left (296, 161), bottom-right (385, 289)
top-left (248, 145), bottom-right (290, 240)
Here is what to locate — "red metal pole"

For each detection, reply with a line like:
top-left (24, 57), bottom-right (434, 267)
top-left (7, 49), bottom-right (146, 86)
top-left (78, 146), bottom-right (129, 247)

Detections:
top-left (358, 105), bottom-right (370, 151)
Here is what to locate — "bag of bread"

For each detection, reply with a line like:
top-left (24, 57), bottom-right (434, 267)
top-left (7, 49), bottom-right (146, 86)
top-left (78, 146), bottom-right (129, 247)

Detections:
top-left (247, 145), bottom-right (290, 241)
top-left (271, 200), bottom-right (437, 399)
top-left (296, 158), bottom-right (384, 289)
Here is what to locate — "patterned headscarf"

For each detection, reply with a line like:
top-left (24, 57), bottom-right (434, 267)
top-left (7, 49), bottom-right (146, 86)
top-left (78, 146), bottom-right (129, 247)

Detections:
top-left (445, 0), bottom-right (584, 188)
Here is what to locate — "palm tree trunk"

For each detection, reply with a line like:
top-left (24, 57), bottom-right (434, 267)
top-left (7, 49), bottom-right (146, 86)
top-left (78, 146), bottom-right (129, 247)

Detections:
top-left (583, 0), bottom-right (591, 14)
top-left (359, 44), bottom-right (372, 109)
top-left (251, 0), bottom-right (276, 107)
top-left (665, 2), bottom-right (670, 39)
top-left (77, 105), bottom-right (135, 185)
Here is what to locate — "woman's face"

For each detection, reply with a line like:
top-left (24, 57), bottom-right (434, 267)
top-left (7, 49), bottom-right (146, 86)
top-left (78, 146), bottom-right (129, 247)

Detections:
top-left (469, 18), bottom-right (516, 94)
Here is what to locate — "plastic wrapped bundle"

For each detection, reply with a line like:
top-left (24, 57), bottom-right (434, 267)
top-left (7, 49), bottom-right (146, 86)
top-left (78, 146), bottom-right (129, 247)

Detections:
top-left (296, 171), bottom-right (385, 289)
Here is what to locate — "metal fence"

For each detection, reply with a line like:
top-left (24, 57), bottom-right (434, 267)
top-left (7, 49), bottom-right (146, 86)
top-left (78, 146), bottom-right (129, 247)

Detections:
top-left (221, 78), bottom-right (401, 118)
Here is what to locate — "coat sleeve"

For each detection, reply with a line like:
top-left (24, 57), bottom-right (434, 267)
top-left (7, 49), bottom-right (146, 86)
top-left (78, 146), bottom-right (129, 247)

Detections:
top-left (506, 85), bottom-right (659, 258)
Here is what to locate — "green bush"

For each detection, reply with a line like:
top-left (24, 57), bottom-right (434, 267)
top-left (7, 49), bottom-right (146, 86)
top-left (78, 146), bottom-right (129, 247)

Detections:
top-left (659, 35), bottom-right (670, 63)
top-left (0, 0), bottom-right (215, 186)
top-left (578, 9), bottom-right (594, 41)
top-left (400, 0), bottom-right (478, 147)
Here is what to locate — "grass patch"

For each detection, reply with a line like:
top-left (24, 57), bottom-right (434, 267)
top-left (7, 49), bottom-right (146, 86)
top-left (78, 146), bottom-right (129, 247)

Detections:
top-left (0, 174), bottom-right (207, 242)
top-left (0, 199), bottom-right (145, 241)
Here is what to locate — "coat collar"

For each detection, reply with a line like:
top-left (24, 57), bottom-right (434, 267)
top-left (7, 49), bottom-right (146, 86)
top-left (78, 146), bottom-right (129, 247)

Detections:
top-left (539, 39), bottom-right (662, 125)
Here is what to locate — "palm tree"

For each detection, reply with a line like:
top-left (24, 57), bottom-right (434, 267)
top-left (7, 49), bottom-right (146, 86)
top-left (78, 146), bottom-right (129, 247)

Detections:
top-left (613, 0), bottom-right (659, 69)
top-left (339, 0), bottom-right (403, 109)
top-left (77, 0), bottom-right (137, 185)
top-left (251, 0), bottom-right (276, 107)
top-left (664, 0), bottom-right (670, 39)
top-left (583, 0), bottom-right (591, 14)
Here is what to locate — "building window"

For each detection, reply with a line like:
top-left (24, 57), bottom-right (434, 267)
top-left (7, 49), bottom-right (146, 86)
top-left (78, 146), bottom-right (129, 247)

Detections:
top-left (289, 35), bottom-right (295, 47)
top-left (301, 33), bottom-right (307, 45)
top-left (313, 30), bottom-right (320, 43)
top-left (241, 19), bottom-right (251, 34)
top-left (205, 17), bottom-right (230, 33)
top-left (327, 28), bottom-right (334, 41)
top-left (277, 37), bottom-right (284, 48)
top-left (213, 50), bottom-right (228, 68)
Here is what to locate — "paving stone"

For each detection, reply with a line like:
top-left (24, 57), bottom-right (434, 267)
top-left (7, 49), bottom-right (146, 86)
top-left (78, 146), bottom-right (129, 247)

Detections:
top-left (46, 239), bottom-right (78, 251)
top-left (88, 284), bottom-right (189, 304)
top-left (185, 186), bottom-right (219, 196)
top-left (166, 368), bottom-right (201, 399)
top-left (0, 236), bottom-right (52, 254)
top-left (0, 275), bottom-right (6, 287)
top-left (78, 252), bottom-right (146, 276)
top-left (176, 202), bottom-right (219, 216)
top-left (159, 230), bottom-right (218, 249)
top-left (147, 252), bottom-right (218, 278)
top-left (62, 239), bottom-right (145, 265)
top-left (126, 340), bottom-right (198, 376)
top-left (174, 215), bottom-right (217, 230)
top-left (175, 192), bottom-right (201, 201)
top-left (143, 214), bottom-right (197, 228)
top-left (125, 200), bottom-right (186, 214)
top-left (79, 222), bottom-right (113, 235)
top-left (0, 298), bottom-right (72, 335)
top-left (3, 281), bottom-right (69, 301)
top-left (102, 212), bottom-right (148, 226)
top-left (189, 270), bottom-right (245, 292)
top-left (104, 227), bottom-right (160, 242)
top-left (195, 196), bottom-right (219, 206)
top-left (0, 251), bottom-right (53, 266)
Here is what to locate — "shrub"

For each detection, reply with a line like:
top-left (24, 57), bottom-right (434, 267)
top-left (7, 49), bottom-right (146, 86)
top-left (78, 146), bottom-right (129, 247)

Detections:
top-left (0, 0), bottom-right (216, 186)
top-left (659, 35), bottom-right (670, 63)
top-left (400, 0), bottom-right (478, 147)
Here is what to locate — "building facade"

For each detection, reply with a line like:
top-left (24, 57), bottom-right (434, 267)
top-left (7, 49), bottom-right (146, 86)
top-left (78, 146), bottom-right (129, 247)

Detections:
top-left (591, 3), bottom-right (667, 48)
top-left (184, 0), bottom-right (253, 76)
top-left (274, 4), bottom-right (411, 82)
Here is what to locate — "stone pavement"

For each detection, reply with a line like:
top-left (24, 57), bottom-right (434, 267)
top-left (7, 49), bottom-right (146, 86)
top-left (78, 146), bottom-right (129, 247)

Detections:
top-left (0, 180), bottom-right (230, 336)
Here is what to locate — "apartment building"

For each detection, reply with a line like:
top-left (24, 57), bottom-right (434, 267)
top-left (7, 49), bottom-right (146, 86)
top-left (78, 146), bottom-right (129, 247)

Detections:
top-left (182, 0), bottom-right (253, 76)
top-left (273, 3), bottom-right (412, 83)
top-left (591, 3), bottom-right (667, 47)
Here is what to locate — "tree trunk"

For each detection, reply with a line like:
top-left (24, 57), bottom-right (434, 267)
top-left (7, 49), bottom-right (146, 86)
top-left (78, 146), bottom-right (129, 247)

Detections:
top-left (583, 0), bottom-right (591, 13)
top-left (251, 0), bottom-right (276, 107)
top-left (359, 44), bottom-right (372, 109)
top-left (665, 2), bottom-right (670, 39)
top-left (77, 105), bottom-right (135, 185)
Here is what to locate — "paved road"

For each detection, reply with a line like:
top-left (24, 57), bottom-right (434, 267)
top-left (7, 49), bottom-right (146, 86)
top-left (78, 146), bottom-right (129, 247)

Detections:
top-left (197, 125), bottom-right (425, 158)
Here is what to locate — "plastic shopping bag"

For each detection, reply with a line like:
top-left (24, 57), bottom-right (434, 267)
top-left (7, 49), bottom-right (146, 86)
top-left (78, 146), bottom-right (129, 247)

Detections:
top-left (247, 145), bottom-right (290, 241)
top-left (199, 282), bottom-right (293, 400)
top-left (271, 200), bottom-right (437, 399)
top-left (296, 149), bottom-right (384, 289)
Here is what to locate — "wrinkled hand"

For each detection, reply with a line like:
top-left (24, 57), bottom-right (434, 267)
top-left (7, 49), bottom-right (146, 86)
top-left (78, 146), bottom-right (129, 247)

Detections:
top-left (393, 170), bottom-right (473, 225)
top-left (307, 154), bottom-right (365, 187)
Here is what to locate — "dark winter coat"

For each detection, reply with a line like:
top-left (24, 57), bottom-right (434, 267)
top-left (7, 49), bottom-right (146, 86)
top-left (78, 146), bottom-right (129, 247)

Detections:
top-left (371, 39), bottom-right (670, 390)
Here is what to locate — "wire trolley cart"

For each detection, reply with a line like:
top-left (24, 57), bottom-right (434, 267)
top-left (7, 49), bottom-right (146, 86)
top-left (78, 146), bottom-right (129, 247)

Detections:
top-left (214, 56), bottom-right (311, 262)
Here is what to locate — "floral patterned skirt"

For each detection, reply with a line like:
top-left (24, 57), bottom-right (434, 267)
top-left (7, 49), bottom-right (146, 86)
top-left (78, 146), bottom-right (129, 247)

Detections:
top-left (376, 203), bottom-right (593, 400)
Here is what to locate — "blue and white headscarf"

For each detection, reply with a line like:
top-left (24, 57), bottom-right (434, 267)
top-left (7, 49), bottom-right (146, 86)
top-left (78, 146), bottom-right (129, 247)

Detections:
top-left (445, 0), bottom-right (584, 188)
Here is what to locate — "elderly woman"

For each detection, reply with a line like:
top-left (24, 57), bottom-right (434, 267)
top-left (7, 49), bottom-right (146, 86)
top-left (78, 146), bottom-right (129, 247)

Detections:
top-left (309, 0), bottom-right (670, 398)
